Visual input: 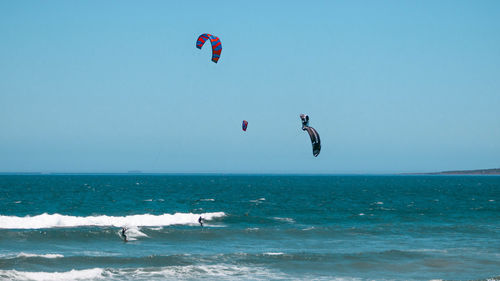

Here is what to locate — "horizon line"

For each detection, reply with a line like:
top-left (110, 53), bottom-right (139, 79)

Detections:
top-left (0, 171), bottom-right (498, 176)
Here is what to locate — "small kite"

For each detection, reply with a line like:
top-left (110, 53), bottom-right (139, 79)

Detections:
top-left (242, 120), bottom-right (248, 131)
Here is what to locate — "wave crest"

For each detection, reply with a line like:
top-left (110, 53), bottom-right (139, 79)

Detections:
top-left (0, 268), bottom-right (104, 281)
top-left (0, 212), bottom-right (226, 229)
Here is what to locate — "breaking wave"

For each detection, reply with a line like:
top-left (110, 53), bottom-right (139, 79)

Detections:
top-left (0, 265), bottom-right (297, 281)
top-left (0, 212), bottom-right (226, 229)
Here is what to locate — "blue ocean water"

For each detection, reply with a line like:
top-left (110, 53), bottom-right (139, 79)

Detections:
top-left (0, 175), bottom-right (499, 281)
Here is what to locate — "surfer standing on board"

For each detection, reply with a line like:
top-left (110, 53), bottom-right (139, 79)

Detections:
top-left (198, 216), bottom-right (204, 227)
top-left (121, 227), bottom-right (128, 242)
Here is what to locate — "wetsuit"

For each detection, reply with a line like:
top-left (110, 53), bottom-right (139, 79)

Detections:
top-left (121, 228), bottom-right (127, 242)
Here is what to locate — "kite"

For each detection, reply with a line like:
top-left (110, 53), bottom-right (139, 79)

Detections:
top-left (300, 114), bottom-right (321, 157)
top-left (196, 33), bottom-right (222, 63)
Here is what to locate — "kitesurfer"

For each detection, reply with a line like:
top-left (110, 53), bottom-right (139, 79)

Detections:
top-left (121, 227), bottom-right (128, 242)
top-left (198, 216), bottom-right (204, 227)
top-left (301, 114), bottom-right (310, 129)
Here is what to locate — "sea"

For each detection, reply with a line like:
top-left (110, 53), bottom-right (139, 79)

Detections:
top-left (0, 175), bottom-right (499, 281)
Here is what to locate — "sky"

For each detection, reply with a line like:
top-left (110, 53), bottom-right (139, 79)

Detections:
top-left (0, 0), bottom-right (499, 174)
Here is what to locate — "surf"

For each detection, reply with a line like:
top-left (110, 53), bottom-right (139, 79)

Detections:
top-left (0, 212), bottom-right (226, 229)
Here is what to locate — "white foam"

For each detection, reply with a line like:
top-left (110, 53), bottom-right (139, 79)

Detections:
top-left (81, 251), bottom-right (119, 257)
top-left (0, 268), bottom-right (104, 281)
top-left (17, 253), bottom-right (64, 259)
top-left (0, 253), bottom-right (64, 259)
top-left (121, 264), bottom-right (288, 280)
top-left (200, 198), bottom-right (215, 201)
top-left (14, 201), bottom-right (22, 204)
top-left (0, 266), bottom-right (361, 281)
top-left (263, 252), bottom-right (284, 256)
top-left (245, 227), bottom-right (259, 231)
top-left (407, 248), bottom-right (448, 253)
top-left (272, 217), bottom-right (295, 223)
top-left (0, 212), bottom-right (226, 229)
top-left (148, 226), bottom-right (163, 231)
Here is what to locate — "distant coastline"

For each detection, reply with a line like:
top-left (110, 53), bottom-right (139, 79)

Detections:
top-left (414, 168), bottom-right (500, 175)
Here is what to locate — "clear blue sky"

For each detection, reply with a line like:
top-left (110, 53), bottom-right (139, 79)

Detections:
top-left (1, 1), bottom-right (499, 173)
